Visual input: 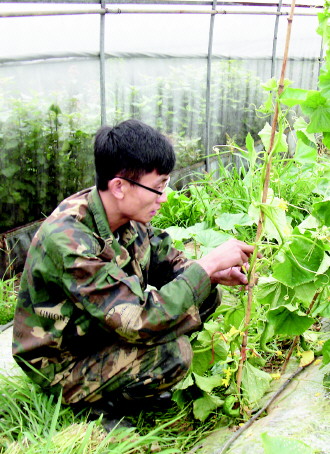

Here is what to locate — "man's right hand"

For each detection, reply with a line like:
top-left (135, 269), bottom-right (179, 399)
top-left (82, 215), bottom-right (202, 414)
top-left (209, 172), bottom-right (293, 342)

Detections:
top-left (196, 238), bottom-right (259, 278)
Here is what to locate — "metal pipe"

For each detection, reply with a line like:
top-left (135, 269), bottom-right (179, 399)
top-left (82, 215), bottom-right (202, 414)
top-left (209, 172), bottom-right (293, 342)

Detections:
top-left (100, 0), bottom-right (106, 125)
top-left (0, 8), bottom-right (320, 18)
top-left (271, 0), bottom-right (283, 77)
top-left (205, 0), bottom-right (217, 172)
top-left (0, 0), bottom-right (323, 7)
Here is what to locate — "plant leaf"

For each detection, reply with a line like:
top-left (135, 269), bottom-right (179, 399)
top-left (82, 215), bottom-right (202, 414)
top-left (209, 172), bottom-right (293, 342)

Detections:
top-left (307, 104), bottom-right (330, 133)
top-left (261, 433), bottom-right (314, 454)
top-left (299, 350), bottom-right (314, 367)
top-left (294, 140), bottom-right (318, 165)
top-left (193, 393), bottom-right (224, 421)
top-left (194, 229), bottom-right (232, 248)
top-left (322, 339), bottom-right (330, 366)
top-left (280, 87), bottom-right (309, 107)
top-left (272, 233), bottom-right (325, 287)
top-left (311, 199), bottom-right (330, 227)
top-left (241, 361), bottom-right (272, 406)
top-left (215, 212), bottom-right (253, 231)
top-left (193, 373), bottom-right (223, 393)
top-left (266, 304), bottom-right (314, 336)
top-left (259, 122), bottom-right (288, 153)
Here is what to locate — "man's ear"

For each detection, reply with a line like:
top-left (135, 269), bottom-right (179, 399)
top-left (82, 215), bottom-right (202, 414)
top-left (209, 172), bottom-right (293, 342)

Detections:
top-left (108, 178), bottom-right (125, 199)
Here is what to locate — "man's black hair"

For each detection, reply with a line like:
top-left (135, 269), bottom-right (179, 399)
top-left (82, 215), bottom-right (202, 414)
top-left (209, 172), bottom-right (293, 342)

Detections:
top-left (94, 119), bottom-right (176, 191)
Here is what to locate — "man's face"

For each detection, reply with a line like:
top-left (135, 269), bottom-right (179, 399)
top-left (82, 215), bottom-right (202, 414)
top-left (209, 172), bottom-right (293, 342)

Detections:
top-left (120, 170), bottom-right (169, 224)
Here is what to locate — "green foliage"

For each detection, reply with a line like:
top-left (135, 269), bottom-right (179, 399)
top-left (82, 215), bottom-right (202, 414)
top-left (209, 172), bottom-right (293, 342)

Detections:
top-left (261, 433), bottom-right (315, 454)
top-left (153, 4), bottom-right (330, 424)
top-left (0, 95), bottom-right (95, 231)
top-left (0, 276), bottom-right (17, 325)
top-left (0, 372), bottom-right (218, 453)
top-left (1, 59), bottom-right (266, 232)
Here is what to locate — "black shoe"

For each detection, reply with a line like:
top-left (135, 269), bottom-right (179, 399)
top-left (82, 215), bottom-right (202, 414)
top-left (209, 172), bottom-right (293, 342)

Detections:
top-left (101, 416), bottom-right (135, 433)
top-left (122, 390), bottom-right (173, 411)
top-left (88, 401), bottom-right (135, 432)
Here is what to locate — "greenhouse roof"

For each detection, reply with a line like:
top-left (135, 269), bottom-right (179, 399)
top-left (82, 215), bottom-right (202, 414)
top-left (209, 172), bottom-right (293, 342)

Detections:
top-left (0, 0), bottom-right (325, 62)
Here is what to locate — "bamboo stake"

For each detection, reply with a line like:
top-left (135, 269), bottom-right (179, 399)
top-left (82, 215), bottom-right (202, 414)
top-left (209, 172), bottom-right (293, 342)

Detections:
top-left (236, 0), bottom-right (297, 393)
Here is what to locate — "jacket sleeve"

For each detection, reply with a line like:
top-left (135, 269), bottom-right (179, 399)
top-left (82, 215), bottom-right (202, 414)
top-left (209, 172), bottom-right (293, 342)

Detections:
top-left (43, 220), bottom-right (211, 345)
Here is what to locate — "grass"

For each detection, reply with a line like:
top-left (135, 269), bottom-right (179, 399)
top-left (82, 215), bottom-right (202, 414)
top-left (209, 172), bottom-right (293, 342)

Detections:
top-left (0, 372), bottom-right (220, 454)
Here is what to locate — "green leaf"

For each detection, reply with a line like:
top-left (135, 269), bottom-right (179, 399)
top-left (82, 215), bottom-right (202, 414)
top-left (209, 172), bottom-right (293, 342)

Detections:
top-left (259, 122), bottom-right (288, 154)
top-left (1, 164), bottom-right (21, 178)
top-left (245, 132), bottom-right (255, 159)
top-left (323, 372), bottom-right (330, 391)
top-left (261, 78), bottom-right (278, 91)
top-left (193, 373), bottom-right (223, 393)
top-left (186, 222), bottom-right (209, 235)
top-left (314, 174), bottom-right (330, 197)
top-left (261, 433), bottom-right (314, 454)
top-left (301, 91), bottom-right (327, 116)
top-left (49, 103), bottom-right (62, 115)
top-left (307, 105), bottom-right (330, 133)
top-left (196, 320), bottom-right (220, 346)
top-left (297, 215), bottom-right (320, 231)
top-left (171, 389), bottom-right (187, 408)
top-left (174, 372), bottom-right (194, 390)
top-left (322, 132), bottom-right (330, 149)
top-left (193, 393), bottom-right (224, 421)
top-left (249, 198), bottom-right (291, 243)
top-left (165, 226), bottom-right (191, 242)
top-left (280, 87), bottom-right (309, 107)
top-left (191, 348), bottom-right (213, 375)
top-left (215, 212), bottom-right (253, 231)
top-left (224, 304), bottom-right (245, 330)
top-left (241, 362), bottom-right (272, 406)
top-left (272, 233), bottom-right (325, 287)
top-left (266, 304), bottom-right (314, 336)
top-left (311, 199), bottom-right (330, 227)
top-left (319, 68), bottom-right (330, 99)
top-left (256, 276), bottom-right (295, 308)
top-left (294, 140), bottom-right (318, 165)
top-left (293, 117), bottom-right (317, 146)
top-left (194, 229), bottom-right (232, 248)
top-left (322, 339), bottom-right (330, 366)
top-left (294, 279), bottom-right (322, 305)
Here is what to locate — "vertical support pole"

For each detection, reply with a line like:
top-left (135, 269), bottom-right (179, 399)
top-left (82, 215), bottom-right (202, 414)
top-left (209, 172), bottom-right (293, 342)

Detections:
top-left (100, 0), bottom-right (106, 126)
top-left (271, 0), bottom-right (283, 78)
top-left (318, 38), bottom-right (324, 80)
top-left (205, 0), bottom-right (217, 173)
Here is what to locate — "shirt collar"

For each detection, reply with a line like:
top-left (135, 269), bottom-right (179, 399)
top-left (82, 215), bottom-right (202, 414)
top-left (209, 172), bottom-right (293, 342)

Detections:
top-left (88, 187), bottom-right (138, 247)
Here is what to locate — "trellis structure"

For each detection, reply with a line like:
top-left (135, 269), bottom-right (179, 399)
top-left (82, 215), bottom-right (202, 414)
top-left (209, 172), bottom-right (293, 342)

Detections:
top-left (0, 0), bottom-right (325, 240)
top-left (0, 0), bottom-right (324, 166)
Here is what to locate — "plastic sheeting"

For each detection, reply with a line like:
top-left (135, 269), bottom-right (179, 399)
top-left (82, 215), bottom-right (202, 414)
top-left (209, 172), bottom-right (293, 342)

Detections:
top-left (0, 220), bottom-right (42, 278)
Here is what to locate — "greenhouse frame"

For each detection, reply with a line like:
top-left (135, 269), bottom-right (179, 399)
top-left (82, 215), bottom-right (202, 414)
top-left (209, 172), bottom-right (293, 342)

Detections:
top-left (0, 0), bottom-right (326, 231)
top-left (0, 2), bottom-right (330, 453)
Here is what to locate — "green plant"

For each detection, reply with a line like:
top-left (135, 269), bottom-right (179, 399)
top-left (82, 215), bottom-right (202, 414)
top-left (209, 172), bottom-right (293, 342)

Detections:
top-left (153, 3), bottom-right (330, 423)
top-left (0, 95), bottom-right (95, 231)
top-left (0, 276), bottom-right (18, 325)
top-left (0, 372), bottom-right (217, 453)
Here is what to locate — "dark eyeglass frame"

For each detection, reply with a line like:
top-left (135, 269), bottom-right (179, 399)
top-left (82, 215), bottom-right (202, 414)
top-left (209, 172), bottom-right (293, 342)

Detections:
top-left (114, 176), bottom-right (170, 196)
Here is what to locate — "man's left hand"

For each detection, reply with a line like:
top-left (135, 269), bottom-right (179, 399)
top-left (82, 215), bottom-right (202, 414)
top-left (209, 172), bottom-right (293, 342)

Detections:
top-left (210, 265), bottom-right (249, 287)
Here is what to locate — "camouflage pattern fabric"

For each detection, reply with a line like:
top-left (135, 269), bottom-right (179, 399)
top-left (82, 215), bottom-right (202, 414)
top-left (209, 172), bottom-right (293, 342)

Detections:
top-left (12, 187), bottom-right (214, 404)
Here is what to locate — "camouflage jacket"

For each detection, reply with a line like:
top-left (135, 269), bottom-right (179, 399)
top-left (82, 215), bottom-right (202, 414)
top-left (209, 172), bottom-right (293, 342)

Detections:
top-left (12, 187), bottom-right (211, 385)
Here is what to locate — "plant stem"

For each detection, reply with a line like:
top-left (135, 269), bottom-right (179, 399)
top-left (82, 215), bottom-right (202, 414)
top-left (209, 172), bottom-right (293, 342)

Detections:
top-left (236, 0), bottom-right (297, 393)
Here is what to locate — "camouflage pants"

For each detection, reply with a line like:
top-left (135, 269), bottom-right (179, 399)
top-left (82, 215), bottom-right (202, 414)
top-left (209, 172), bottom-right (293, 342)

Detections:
top-left (53, 288), bottom-right (221, 406)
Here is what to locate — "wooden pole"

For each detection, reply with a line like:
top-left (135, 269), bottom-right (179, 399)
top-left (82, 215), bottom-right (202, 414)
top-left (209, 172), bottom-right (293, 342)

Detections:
top-left (236, 0), bottom-right (297, 393)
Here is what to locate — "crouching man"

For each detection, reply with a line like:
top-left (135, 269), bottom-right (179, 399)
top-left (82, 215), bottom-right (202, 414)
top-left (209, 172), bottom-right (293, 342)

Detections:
top-left (13, 119), bottom-right (256, 428)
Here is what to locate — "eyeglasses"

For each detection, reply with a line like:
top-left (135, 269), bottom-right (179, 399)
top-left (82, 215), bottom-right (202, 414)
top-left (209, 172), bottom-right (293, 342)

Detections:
top-left (114, 176), bottom-right (170, 196)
